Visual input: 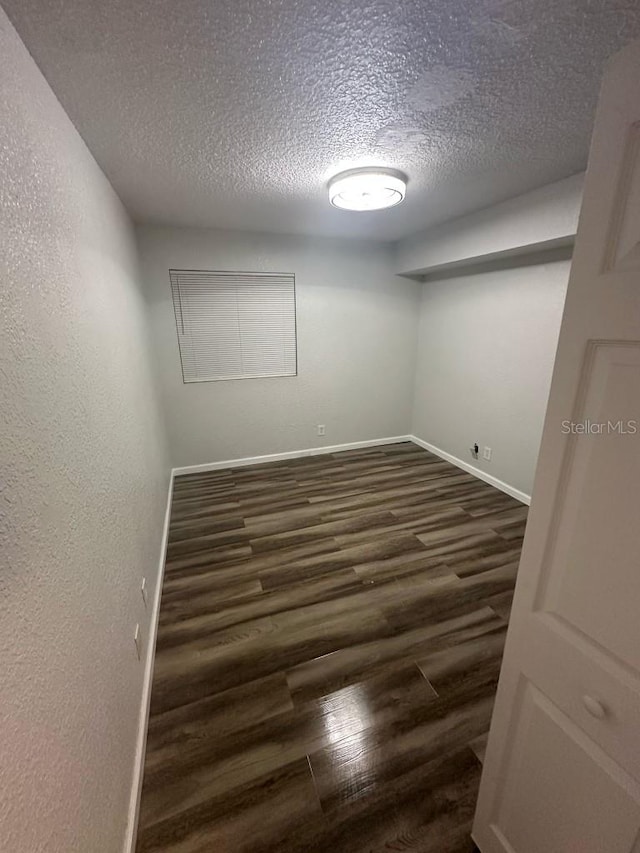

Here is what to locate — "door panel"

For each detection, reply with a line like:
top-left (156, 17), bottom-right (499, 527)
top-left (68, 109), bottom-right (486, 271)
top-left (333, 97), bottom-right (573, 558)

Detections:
top-left (493, 681), bottom-right (640, 853)
top-left (473, 39), bottom-right (640, 853)
top-left (540, 341), bottom-right (640, 670)
top-left (605, 122), bottom-right (640, 274)
top-left (523, 613), bottom-right (640, 782)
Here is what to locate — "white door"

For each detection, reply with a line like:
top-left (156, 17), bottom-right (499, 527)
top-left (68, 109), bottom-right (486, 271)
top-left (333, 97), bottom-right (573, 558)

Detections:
top-left (473, 39), bottom-right (640, 853)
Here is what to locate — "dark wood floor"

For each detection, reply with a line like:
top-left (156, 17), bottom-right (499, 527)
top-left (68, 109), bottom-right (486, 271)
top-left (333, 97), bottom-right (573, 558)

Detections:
top-left (136, 442), bottom-right (527, 853)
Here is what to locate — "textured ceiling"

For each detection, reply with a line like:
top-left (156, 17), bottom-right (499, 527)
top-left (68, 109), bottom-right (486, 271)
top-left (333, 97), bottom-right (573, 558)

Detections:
top-left (5, 0), bottom-right (640, 240)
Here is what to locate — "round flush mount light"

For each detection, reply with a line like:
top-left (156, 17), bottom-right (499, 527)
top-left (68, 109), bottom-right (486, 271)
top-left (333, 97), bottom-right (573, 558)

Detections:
top-left (328, 167), bottom-right (407, 211)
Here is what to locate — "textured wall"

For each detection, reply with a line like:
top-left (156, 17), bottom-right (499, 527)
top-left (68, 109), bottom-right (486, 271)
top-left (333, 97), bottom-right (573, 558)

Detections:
top-left (411, 260), bottom-right (570, 497)
top-left (137, 226), bottom-right (420, 467)
top-left (0, 10), bottom-right (168, 853)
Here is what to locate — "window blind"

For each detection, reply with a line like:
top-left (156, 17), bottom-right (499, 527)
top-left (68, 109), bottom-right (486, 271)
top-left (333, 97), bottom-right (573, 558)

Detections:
top-left (169, 270), bottom-right (297, 383)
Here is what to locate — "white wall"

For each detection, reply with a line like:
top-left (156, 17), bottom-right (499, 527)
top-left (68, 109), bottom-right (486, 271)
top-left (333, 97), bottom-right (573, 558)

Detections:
top-left (400, 173), bottom-right (581, 499)
top-left (411, 259), bottom-right (570, 498)
top-left (137, 226), bottom-right (420, 467)
top-left (0, 11), bottom-right (169, 853)
top-left (397, 173), bottom-right (583, 276)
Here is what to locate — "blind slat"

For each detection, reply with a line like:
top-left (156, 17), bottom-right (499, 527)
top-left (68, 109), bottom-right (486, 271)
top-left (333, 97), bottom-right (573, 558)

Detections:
top-left (170, 269), bottom-right (297, 383)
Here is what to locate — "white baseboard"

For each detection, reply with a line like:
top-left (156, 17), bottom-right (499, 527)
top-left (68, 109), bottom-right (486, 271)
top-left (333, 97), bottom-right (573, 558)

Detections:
top-left (171, 435), bottom-right (531, 505)
top-left (172, 436), bottom-right (412, 477)
top-left (123, 469), bottom-right (174, 853)
top-left (408, 435), bottom-right (531, 505)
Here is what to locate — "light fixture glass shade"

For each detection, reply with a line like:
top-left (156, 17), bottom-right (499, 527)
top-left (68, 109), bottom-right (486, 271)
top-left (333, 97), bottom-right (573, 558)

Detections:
top-left (328, 168), bottom-right (407, 211)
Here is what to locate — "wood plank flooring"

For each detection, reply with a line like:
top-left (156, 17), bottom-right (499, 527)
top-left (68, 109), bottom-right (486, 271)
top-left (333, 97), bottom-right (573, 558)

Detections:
top-left (136, 442), bottom-right (527, 853)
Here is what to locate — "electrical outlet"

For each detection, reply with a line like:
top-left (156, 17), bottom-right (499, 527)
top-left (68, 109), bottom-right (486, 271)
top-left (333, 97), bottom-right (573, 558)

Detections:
top-left (317, 424), bottom-right (326, 436)
top-left (141, 577), bottom-right (147, 606)
top-left (483, 446), bottom-right (492, 461)
top-left (134, 623), bottom-right (141, 660)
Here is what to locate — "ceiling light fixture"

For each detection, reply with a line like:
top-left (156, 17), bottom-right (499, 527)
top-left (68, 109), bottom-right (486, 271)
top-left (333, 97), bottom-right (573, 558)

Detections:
top-left (328, 167), bottom-right (407, 212)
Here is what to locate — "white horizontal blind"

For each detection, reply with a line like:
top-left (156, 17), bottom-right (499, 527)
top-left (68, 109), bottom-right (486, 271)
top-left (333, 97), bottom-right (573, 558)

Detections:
top-left (170, 270), bottom-right (297, 383)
